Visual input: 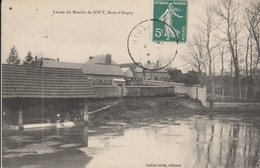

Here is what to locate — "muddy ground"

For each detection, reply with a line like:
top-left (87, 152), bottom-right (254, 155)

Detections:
top-left (89, 95), bottom-right (260, 127)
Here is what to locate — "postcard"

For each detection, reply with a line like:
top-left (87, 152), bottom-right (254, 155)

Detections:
top-left (2, 0), bottom-right (260, 168)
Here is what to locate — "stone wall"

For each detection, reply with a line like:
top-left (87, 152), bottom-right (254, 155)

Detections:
top-left (94, 85), bottom-right (116, 98)
top-left (142, 80), bottom-right (207, 106)
top-left (126, 86), bottom-right (175, 97)
top-left (94, 80), bottom-right (206, 106)
top-left (93, 85), bottom-right (175, 98)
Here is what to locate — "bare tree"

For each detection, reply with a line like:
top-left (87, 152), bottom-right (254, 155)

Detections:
top-left (199, 5), bottom-right (225, 106)
top-left (244, 0), bottom-right (260, 100)
top-left (184, 34), bottom-right (207, 75)
top-left (214, 0), bottom-right (243, 100)
top-left (217, 44), bottom-right (229, 101)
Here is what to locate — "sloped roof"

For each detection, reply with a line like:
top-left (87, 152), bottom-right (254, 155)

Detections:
top-left (2, 64), bottom-right (96, 98)
top-left (121, 67), bottom-right (131, 73)
top-left (135, 65), bottom-right (168, 73)
top-left (85, 55), bottom-right (117, 65)
top-left (40, 57), bottom-right (124, 77)
top-left (81, 64), bottom-right (125, 76)
top-left (119, 62), bottom-right (140, 73)
top-left (42, 60), bottom-right (84, 69)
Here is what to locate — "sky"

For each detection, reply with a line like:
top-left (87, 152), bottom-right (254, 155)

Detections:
top-left (2, 0), bottom-right (217, 72)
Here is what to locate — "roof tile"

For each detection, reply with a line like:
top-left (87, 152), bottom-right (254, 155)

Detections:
top-left (2, 64), bottom-right (97, 98)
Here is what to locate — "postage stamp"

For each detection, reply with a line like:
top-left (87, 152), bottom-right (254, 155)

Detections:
top-left (153, 0), bottom-right (187, 43)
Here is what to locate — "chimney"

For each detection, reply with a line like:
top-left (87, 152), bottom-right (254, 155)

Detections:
top-left (57, 57), bottom-right (59, 61)
top-left (156, 60), bottom-right (160, 67)
top-left (89, 56), bottom-right (94, 60)
top-left (105, 54), bottom-right (111, 65)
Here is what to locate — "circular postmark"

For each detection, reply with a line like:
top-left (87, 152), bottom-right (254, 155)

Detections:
top-left (127, 19), bottom-right (178, 70)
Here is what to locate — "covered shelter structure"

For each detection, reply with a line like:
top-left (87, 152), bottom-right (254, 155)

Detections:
top-left (2, 64), bottom-right (96, 129)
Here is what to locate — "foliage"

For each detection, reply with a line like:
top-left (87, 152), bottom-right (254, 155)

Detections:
top-left (6, 46), bottom-right (21, 65)
top-left (23, 51), bottom-right (34, 65)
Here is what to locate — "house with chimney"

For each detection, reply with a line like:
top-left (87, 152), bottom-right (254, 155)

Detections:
top-left (120, 61), bottom-right (169, 81)
top-left (36, 54), bottom-right (126, 98)
top-left (82, 54), bottom-right (125, 83)
top-left (135, 61), bottom-right (169, 81)
top-left (38, 54), bottom-right (125, 85)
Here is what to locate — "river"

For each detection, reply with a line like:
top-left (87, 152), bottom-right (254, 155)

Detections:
top-left (2, 114), bottom-right (260, 168)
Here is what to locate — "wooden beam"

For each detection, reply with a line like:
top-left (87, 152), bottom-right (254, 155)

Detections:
top-left (83, 98), bottom-right (89, 124)
top-left (82, 125), bottom-right (88, 147)
top-left (18, 100), bottom-right (24, 130)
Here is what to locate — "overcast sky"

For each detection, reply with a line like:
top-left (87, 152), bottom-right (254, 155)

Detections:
top-left (2, 0), bottom-right (216, 72)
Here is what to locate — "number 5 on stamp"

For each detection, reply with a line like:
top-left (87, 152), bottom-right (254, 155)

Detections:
top-left (153, 0), bottom-right (187, 43)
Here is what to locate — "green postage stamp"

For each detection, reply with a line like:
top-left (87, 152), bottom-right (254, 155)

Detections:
top-left (153, 0), bottom-right (187, 43)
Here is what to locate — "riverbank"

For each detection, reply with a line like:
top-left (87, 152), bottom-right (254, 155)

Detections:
top-left (3, 96), bottom-right (260, 130)
top-left (89, 96), bottom-right (260, 127)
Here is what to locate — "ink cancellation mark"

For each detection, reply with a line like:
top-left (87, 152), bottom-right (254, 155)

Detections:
top-left (127, 19), bottom-right (178, 70)
top-left (153, 0), bottom-right (187, 43)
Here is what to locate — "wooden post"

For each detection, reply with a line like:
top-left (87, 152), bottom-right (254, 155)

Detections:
top-left (83, 99), bottom-right (89, 124)
top-left (82, 125), bottom-right (88, 147)
top-left (18, 100), bottom-right (24, 130)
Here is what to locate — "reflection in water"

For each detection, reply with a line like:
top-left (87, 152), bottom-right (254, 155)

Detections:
top-left (190, 117), bottom-right (260, 168)
top-left (2, 117), bottom-right (260, 168)
top-left (83, 116), bottom-right (260, 168)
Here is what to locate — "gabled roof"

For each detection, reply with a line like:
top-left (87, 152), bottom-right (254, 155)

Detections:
top-left (2, 64), bottom-right (96, 98)
top-left (135, 66), bottom-right (168, 73)
top-left (119, 62), bottom-right (140, 73)
top-left (86, 55), bottom-right (117, 65)
top-left (121, 67), bottom-right (131, 73)
top-left (81, 64), bottom-right (125, 76)
top-left (42, 60), bottom-right (84, 69)
top-left (40, 56), bottom-right (124, 77)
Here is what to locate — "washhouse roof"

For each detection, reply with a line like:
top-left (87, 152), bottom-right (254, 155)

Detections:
top-left (2, 64), bottom-right (97, 98)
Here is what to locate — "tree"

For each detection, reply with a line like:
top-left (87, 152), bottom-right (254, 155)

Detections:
top-left (244, 1), bottom-right (260, 100)
top-left (23, 51), bottom-right (34, 65)
top-left (199, 5), bottom-right (224, 106)
top-left (214, 0), bottom-right (242, 100)
top-left (217, 44), bottom-right (229, 101)
top-left (6, 46), bottom-right (21, 65)
top-left (184, 34), bottom-right (207, 76)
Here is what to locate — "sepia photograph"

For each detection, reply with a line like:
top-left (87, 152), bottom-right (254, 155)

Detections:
top-left (1, 0), bottom-right (260, 167)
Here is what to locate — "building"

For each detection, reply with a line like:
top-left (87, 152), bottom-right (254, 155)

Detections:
top-left (135, 61), bottom-right (169, 81)
top-left (120, 61), bottom-right (169, 81)
top-left (121, 67), bottom-right (134, 77)
top-left (82, 54), bottom-right (125, 83)
top-left (2, 64), bottom-right (96, 129)
top-left (120, 62), bottom-right (140, 77)
top-left (39, 54), bottom-right (125, 85)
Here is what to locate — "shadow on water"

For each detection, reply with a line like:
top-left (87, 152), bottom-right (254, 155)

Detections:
top-left (2, 116), bottom-right (260, 168)
top-left (2, 124), bottom-right (91, 168)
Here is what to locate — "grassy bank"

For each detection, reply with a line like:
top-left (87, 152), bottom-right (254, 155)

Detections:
top-left (88, 96), bottom-right (260, 126)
